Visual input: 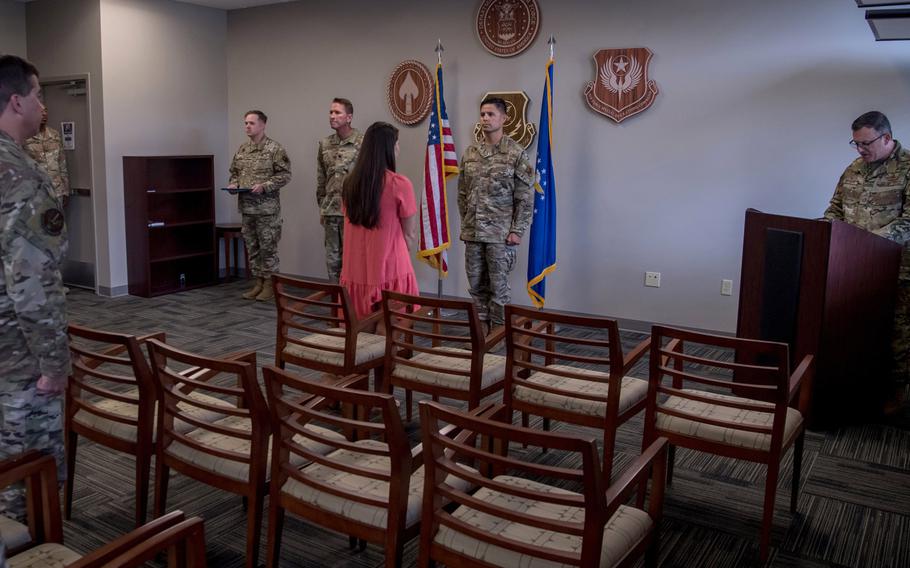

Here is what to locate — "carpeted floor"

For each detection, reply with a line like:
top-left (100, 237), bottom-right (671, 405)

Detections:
top-left (58, 280), bottom-right (910, 568)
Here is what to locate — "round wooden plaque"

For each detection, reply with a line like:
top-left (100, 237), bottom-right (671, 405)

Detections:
top-left (476, 0), bottom-right (540, 58)
top-left (387, 60), bottom-right (434, 126)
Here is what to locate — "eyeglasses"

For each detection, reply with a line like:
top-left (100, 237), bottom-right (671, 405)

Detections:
top-left (849, 133), bottom-right (885, 148)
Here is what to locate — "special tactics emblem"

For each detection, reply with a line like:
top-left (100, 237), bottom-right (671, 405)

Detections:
top-left (387, 60), bottom-right (434, 126)
top-left (473, 91), bottom-right (537, 149)
top-left (476, 0), bottom-right (540, 58)
top-left (42, 207), bottom-right (65, 236)
top-left (584, 48), bottom-right (659, 123)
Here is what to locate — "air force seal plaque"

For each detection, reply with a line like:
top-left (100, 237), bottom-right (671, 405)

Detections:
top-left (388, 60), bottom-right (434, 126)
top-left (584, 48), bottom-right (659, 123)
top-left (473, 91), bottom-right (537, 149)
top-left (476, 0), bottom-right (540, 58)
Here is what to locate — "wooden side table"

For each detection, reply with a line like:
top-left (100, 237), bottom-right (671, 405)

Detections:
top-left (215, 223), bottom-right (248, 279)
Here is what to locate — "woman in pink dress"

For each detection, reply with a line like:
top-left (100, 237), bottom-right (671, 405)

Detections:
top-left (340, 121), bottom-right (419, 322)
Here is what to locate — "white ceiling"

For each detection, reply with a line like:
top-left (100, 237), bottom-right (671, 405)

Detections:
top-left (14, 0), bottom-right (296, 9)
top-left (172, 0), bottom-right (295, 9)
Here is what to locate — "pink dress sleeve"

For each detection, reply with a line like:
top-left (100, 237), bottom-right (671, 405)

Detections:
top-left (395, 175), bottom-right (417, 218)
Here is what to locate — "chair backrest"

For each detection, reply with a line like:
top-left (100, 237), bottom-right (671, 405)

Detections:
top-left (418, 401), bottom-right (609, 567)
top-left (503, 304), bottom-right (625, 408)
top-left (381, 290), bottom-right (487, 380)
top-left (272, 274), bottom-right (360, 369)
top-left (69, 512), bottom-right (207, 568)
top-left (67, 324), bottom-right (158, 442)
top-left (146, 338), bottom-right (269, 484)
top-left (0, 451), bottom-right (62, 547)
top-left (646, 325), bottom-right (792, 453)
top-left (262, 365), bottom-right (412, 527)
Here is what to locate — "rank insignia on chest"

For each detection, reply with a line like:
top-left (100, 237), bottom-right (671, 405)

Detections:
top-left (42, 207), bottom-right (65, 236)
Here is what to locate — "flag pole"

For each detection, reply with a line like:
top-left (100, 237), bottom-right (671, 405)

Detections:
top-left (435, 39), bottom-right (445, 299)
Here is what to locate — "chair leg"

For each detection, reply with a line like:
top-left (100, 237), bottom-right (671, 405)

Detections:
top-left (759, 462), bottom-right (781, 561)
top-left (245, 490), bottom-right (266, 568)
top-left (386, 533), bottom-right (404, 568)
top-left (348, 535), bottom-right (358, 550)
top-left (135, 450), bottom-right (151, 526)
top-left (666, 444), bottom-right (676, 486)
top-left (64, 430), bottom-right (77, 520)
top-left (266, 500), bottom-right (285, 567)
top-left (406, 389), bottom-right (413, 422)
top-left (791, 433), bottom-right (805, 513)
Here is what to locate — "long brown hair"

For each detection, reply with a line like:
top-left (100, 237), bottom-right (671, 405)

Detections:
top-left (342, 121), bottom-right (398, 229)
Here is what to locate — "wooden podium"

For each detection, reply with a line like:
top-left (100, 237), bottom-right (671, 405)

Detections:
top-left (737, 209), bottom-right (902, 428)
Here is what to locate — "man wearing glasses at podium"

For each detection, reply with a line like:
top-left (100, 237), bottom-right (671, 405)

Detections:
top-left (825, 111), bottom-right (910, 415)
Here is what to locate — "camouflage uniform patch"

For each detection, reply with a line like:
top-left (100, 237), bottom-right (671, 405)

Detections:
top-left (317, 130), bottom-right (361, 280)
top-left (323, 215), bottom-right (344, 282)
top-left (458, 136), bottom-right (533, 323)
top-left (24, 127), bottom-right (69, 201)
top-left (825, 140), bottom-right (910, 384)
top-left (229, 136), bottom-right (291, 279)
top-left (0, 130), bottom-right (70, 522)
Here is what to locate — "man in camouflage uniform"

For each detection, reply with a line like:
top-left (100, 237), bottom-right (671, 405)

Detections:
top-left (227, 110), bottom-right (291, 301)
top-left (0, 55), bottom-right (70, 524)
top-left (25, 101), bottom-right (69, 206)
top-left (316, 98), bottom-right (362, 282)
top-left (825, 111), bottom-right (910, 412)
top-left (458, 97), bottom-right (534, 328)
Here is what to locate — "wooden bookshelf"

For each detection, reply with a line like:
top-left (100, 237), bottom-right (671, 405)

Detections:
top-left (123, 156), bottom-right (216, 297)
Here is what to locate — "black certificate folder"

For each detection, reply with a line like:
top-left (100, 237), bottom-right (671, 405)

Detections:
top-left (220, 187), bottom-right (251, 194)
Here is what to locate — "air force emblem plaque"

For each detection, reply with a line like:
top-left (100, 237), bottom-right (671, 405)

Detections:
top-left (472, 91), bottom-right (537, 149)
top-left (584, 48), bottom-right (659, 123)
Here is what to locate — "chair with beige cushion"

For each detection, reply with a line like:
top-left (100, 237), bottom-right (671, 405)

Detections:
top-left (264, 364), bottom-right (479, 568)
top-left (147, 339), bottom-right (356, 568)
top-left (273, 274), bottom-right (386, 387)
top-left (418, 401), bottom-right (669, 568)
top-left (66, 324), bottom-right (242, 527)
top-left (0, 451), bottom-right (207, 568)
top-left (381, 291), bottom-right (507, 418)
top-left (642, 325), bottom-right (814, 561)
top-left (503, 304), bottom-right (651, 482)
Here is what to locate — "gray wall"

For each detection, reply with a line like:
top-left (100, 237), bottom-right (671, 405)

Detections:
top-left (227, 0), bottom-right (910, 332)
top-left (99, 0), bottom-right (228, 291)
top-left (0, 0), bottom-right (26, 55)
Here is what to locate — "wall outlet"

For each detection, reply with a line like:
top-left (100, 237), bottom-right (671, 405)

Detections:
top-left (645, 271), bottom-right (661, 287)
top-left (721, 279), bottom-right (733, 296)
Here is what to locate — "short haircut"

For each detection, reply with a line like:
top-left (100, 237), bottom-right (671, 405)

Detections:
top-left (852, 111), bottom-right (891, 135)
top-left (480, 97), bottom-right (507, 115)
top-left (245, 109), bottom-right (268, 123)
top-left (0, 55), bottom-right (39, 114)
top-left (333, 98), bottom-right (353, 115)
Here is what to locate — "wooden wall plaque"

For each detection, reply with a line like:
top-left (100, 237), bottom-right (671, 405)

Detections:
top-left (476, 0), bottom-right (540, 58)
top-left (584, 48), bottom-right (659, 123)
top-left (387, 60), bottom-right (434, 126)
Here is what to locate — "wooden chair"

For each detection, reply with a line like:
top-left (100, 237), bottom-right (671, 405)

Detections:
top-left (642, 325), bottom-right (815, 560)
top-left (65, 324), bottom-right (234, 527)
top-left (272, 274), bottom-right (387, 387)
top-left (264, 364), bottom-right (430, 567)
top-left (0, 451), bottom-right (206, 568)
top-left (503, 304), bottom-right (651, 482)
top-left (147, 338), bottom-right (269, 568)
top-left (381, 291), bottom-right (507, 418)
top-left (417, 401), bottom-right (669, 568)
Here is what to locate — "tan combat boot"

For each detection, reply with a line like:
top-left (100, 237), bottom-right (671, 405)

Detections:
top-left (242, 277), bottom-right (263, 300)
top-left (255, 280), bottom-right (274, 302)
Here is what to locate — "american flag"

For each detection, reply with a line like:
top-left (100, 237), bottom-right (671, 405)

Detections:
top-left (417, 62), bottom-right (457, 274)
